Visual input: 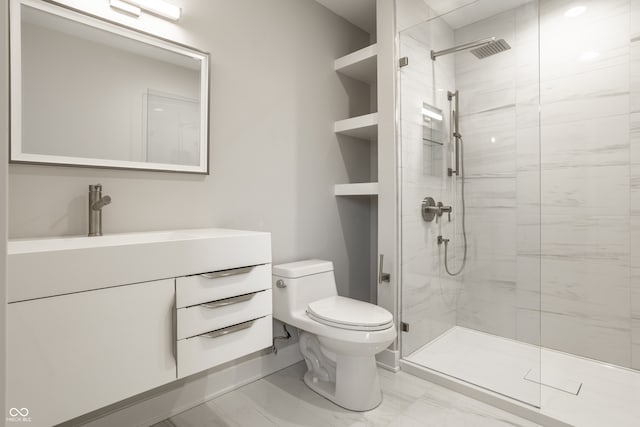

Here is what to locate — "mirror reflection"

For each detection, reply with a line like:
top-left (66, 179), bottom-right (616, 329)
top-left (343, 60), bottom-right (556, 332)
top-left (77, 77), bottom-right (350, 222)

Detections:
top-left (11, 1), bottom-right (209, 173)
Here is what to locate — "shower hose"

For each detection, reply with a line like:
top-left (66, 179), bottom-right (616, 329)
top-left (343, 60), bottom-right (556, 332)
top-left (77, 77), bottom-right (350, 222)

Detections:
top-left (444, 136), bottom-right (467, 276)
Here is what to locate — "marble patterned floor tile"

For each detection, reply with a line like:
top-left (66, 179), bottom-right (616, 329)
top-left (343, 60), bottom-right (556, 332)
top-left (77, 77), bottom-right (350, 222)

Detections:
top-left (154, 360), bottom-right (539, 427)
top-left (389, 385), bottom-right (540, 427)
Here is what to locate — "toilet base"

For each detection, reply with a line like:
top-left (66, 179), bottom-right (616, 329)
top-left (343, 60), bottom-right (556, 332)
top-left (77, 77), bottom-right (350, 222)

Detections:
top-left (299, 333), bottom-right (383, 411)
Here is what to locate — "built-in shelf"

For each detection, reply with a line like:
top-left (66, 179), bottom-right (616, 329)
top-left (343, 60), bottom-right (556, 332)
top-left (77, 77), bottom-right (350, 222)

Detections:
top-left (334, 182), bottom-right (379, 196)
top-left (334, 44), bottom-right (377, 84)
top-left (334, 112), bottom-right (378, 140)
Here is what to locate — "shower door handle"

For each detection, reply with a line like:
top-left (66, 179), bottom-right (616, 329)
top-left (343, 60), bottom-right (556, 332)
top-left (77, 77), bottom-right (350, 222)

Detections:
top-left (378, 254), bottom-right (391, 284)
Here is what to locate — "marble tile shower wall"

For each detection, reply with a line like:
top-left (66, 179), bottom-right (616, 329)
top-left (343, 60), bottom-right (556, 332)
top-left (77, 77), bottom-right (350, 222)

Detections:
top-left (453, 3), bottom-right (541, 346)
top-left (400, 0), bottom-right (640, 369)
top-left (539, 0), bottom-right (638, 369)
top-left (399, 17), bottom-right (461, 356)
top-left (450, 0), bottom-right (640, 369)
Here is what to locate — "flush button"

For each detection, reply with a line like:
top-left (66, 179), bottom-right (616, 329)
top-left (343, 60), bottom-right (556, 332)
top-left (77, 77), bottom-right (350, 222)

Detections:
top-left (276, 279), bottom-right (286, 288)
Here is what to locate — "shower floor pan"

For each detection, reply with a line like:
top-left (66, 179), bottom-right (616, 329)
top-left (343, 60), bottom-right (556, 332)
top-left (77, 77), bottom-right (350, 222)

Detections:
top-left (401, 326), bottom-right (640, 427)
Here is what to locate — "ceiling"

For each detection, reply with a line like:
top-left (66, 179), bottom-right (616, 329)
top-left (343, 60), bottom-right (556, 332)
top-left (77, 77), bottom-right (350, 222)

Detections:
top-left (314, 0), bottom-right (536, 35)
top-left (314, 0), bottom-right (376, 34)
top-left (426, 0), bottom-right (534, 29)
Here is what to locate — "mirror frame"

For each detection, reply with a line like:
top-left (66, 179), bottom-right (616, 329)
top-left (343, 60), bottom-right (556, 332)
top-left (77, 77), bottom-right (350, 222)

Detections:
top-left (9, 0), bottom-right (210, 174)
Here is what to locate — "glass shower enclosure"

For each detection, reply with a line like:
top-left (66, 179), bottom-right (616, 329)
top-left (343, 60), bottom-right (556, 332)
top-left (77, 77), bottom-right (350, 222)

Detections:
top-left (398, 0), bottom-right (542, 407)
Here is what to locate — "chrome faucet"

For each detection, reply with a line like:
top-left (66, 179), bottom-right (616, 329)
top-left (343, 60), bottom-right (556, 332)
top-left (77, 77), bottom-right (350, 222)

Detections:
top-left (88, 184), bottom-right (111, 236)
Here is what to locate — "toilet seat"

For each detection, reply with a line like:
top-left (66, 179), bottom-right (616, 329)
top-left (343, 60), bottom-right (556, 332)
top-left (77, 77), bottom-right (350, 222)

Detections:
top-left (306, 296), bottom-right (393, 331)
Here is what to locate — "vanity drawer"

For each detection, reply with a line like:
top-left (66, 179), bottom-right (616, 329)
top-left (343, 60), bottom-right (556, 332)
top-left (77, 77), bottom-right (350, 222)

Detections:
top-left (177, 315), bottom-right (272, 378)
top-left (177, 289), bottom-right (272, 339)
top-left (176, 263), bottom-right (271, 308)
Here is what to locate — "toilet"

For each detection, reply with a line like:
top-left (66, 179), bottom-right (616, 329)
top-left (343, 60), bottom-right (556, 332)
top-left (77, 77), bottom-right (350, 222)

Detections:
top-left (272, 259), bottom-right (396, 411)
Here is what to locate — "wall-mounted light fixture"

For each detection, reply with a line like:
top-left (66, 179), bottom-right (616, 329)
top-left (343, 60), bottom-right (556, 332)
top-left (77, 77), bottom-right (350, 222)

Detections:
top-left (110, 0), bottom-right (181, 21)
top-left (109, 0), bottom-right (141, 17)
top-left (422, 102), bottom-right (443, 122)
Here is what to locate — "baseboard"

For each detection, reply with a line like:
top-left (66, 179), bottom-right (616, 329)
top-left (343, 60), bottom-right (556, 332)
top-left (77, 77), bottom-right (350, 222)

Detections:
top-left (376, 348), bottom-right (400, 372)
top-left (75, 344), bottom-right (303, 427)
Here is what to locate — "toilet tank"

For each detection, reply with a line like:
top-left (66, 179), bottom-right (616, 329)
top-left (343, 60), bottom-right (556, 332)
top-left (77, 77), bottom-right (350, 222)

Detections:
top-left (272, 259), bottom-right (338, 322)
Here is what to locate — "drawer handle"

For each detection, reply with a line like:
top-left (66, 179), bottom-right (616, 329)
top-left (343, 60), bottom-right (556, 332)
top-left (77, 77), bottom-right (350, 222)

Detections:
top-left (199, 292), bottom-right (256, 309)
top-left (198, 319), bottom-right (255, 339)
top-left (199, 266), bottom-right (254, 279)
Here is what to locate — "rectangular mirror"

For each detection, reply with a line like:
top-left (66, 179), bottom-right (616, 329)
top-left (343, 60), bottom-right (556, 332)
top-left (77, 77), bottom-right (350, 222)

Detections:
top-left (9, 0), bottom-right (210, 173)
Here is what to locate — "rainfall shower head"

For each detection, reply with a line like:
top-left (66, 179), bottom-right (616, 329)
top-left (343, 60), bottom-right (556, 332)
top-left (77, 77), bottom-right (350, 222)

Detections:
top-left (470, 38), bottom-right (511, 59)
top-left (430, 37), bottom-right (511, 60)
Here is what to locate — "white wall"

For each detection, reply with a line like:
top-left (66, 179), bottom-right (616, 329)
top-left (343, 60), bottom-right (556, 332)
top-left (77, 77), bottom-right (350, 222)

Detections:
top-left (8, 0), bottom-right (373, 302)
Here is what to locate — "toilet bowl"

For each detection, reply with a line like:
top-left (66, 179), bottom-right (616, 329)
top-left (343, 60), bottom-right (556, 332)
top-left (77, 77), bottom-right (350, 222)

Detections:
top-left (272, 259), bottom-right (396, 411)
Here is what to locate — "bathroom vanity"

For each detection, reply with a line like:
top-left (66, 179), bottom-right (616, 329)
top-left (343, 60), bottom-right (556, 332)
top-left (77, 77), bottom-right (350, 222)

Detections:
top-left (7, 228), bottom-right (272, 427)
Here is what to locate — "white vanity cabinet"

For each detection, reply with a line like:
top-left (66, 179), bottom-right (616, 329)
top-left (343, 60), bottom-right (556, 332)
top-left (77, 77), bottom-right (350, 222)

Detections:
top-left (175, 264), bottom-right (273, 377)
top-left (7, 228), bottom-right (273, 427)
top-left (7, 279), bottom-right (176, 427)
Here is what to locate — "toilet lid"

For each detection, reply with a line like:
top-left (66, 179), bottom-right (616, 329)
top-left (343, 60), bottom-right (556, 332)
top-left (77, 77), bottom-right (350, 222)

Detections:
top-left (306, 296), bottom-right (393, 331)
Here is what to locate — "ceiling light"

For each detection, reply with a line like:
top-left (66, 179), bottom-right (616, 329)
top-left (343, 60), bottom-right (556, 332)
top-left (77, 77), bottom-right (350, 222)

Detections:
top-left (564, 6), bottom-right (586, 18)
top-left (110, 0), bottom-right (141, 16)
top-left (123, 0), bottom-right (181, 21)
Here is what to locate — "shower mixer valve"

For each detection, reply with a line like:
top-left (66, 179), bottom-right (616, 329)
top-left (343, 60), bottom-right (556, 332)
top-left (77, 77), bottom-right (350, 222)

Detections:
top-left (421, 197), bottom-right (453, 223)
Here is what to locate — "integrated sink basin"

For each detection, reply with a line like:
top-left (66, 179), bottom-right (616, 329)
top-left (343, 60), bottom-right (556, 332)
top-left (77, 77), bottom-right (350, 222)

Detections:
top-left (8, 228), bottom-right (272, 302)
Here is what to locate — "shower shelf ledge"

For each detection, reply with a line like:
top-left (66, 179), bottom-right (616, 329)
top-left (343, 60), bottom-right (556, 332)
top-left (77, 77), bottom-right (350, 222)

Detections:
top-left (334, 43), bottom-right (378, 84)
top-left (334, 112), bottom-right (378, 140)
top-left (334, 182), bottom-right (379, 196)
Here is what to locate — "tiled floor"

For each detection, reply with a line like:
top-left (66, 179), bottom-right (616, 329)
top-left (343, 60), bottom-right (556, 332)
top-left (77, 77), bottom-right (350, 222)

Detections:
top-left (407, 326), bottom-right (640, 427)
top-left (153, 362), bottom-right (539, 427)
top-left (154, 363), bottom-right (537, 427)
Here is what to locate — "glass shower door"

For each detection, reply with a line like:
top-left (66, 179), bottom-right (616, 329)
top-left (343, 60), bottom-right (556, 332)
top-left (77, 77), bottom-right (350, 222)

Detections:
top-left (398, 0), bottom-right (541, 408)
